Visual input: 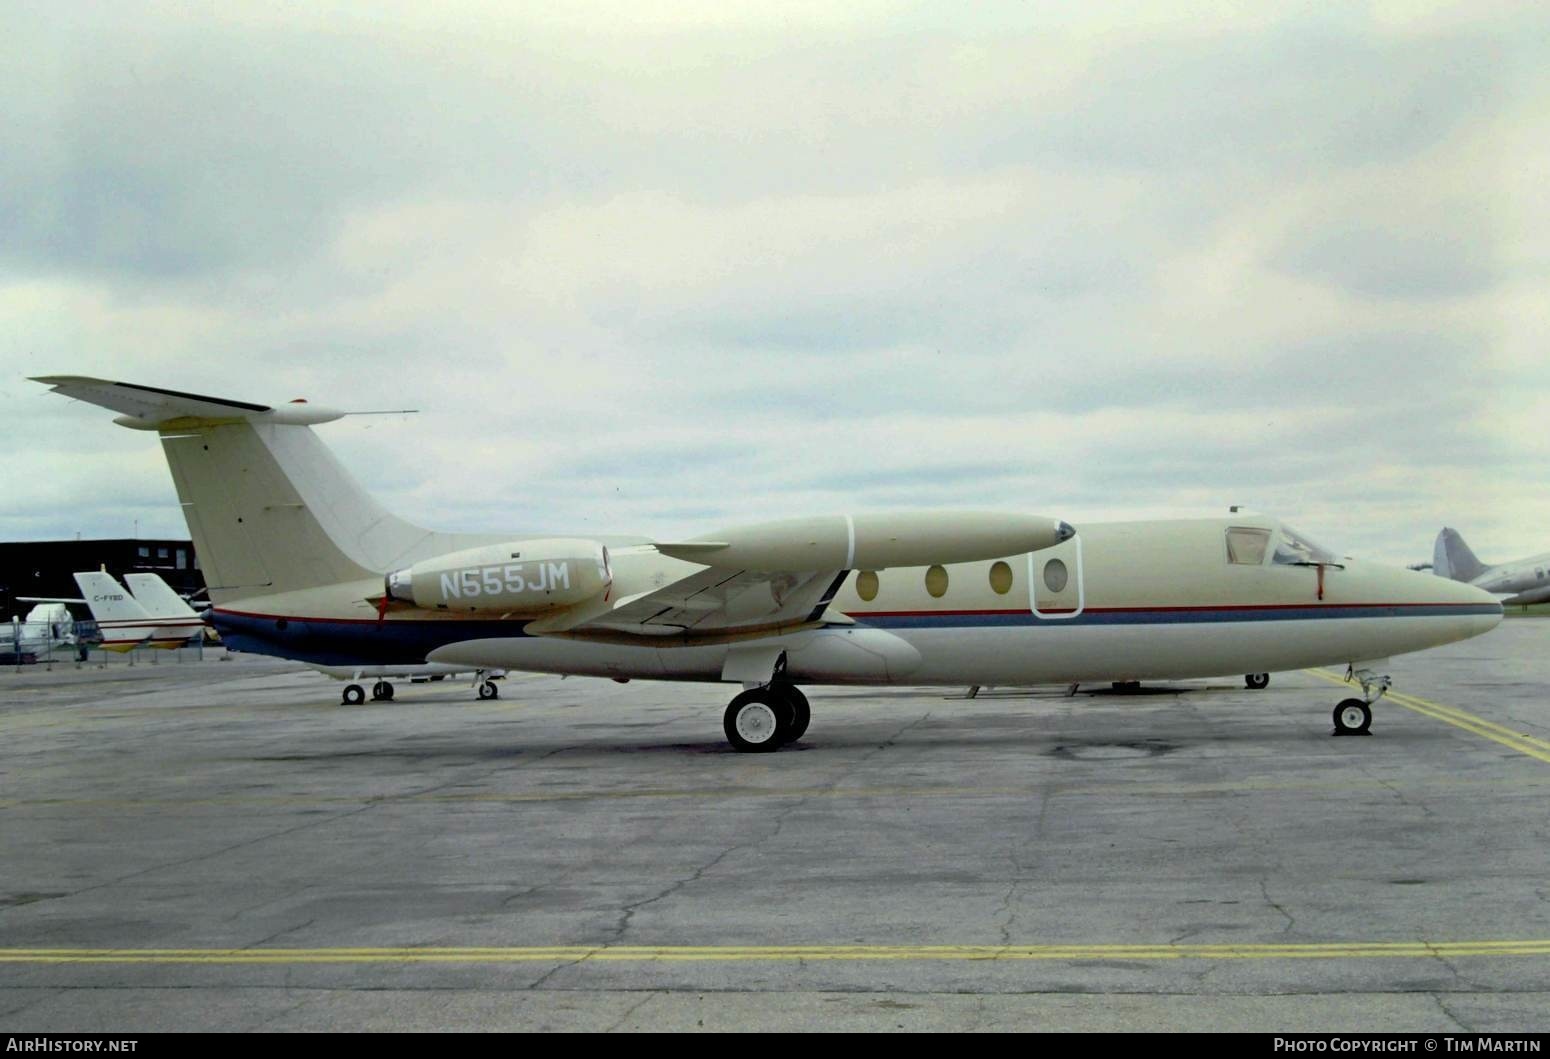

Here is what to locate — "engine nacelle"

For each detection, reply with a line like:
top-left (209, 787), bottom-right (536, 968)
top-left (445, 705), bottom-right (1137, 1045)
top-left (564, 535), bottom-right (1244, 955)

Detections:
top-left (386, 538), bottom-right (611, 614)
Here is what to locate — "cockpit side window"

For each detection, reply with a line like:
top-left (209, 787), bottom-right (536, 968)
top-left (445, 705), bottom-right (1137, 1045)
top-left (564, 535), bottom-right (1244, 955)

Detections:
top-left (1273, 526), bottom-right (1339, 566)
top-left (1226, 527), bottom-right (1270, 565)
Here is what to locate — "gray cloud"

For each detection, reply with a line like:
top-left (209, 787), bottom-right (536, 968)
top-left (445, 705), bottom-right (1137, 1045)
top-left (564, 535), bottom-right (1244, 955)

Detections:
top-left (3, 2), bottom-right (1548, 567)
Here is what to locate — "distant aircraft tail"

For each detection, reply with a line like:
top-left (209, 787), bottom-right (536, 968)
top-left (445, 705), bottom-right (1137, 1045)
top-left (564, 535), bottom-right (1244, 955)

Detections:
top-left (72, 571), bottom-right (154, 650)
top-left (1433, 527), bottom-right (1489, 583)
top-left (122, 573), bottom-right (209, 647)
top-left (35, 377), bottom-right (495, 605)
top-left (122, 573), bottom-right (198, 619)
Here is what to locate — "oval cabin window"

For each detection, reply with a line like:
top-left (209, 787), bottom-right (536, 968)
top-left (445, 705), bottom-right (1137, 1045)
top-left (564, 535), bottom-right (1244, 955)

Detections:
top-left (989, 561), bottom-right (1013, 595)
top-left (856, 570), bottom-right (880, 601)
top-left (1043, 558), bottom-right (1068, 593)
top-left (925, 565), bottom-right (949, 598)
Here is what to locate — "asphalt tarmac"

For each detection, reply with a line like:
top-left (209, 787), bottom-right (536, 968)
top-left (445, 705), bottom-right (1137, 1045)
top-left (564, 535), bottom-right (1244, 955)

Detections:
top-left (1, 622), bottom-right (1546, 1032)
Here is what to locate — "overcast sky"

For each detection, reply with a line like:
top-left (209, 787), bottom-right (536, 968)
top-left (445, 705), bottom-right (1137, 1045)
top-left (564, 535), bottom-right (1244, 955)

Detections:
top-left (4, 1), bottom-right (1547, 567)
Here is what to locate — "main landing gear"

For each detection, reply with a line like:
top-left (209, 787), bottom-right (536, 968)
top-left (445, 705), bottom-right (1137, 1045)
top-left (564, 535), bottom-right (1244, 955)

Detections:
top-left (1245, 673), bottom-right (1270, 690)
top-left (1331, 664), bottom-right (1391, 736)
top-left (723, 682), bottom-right (810, 753)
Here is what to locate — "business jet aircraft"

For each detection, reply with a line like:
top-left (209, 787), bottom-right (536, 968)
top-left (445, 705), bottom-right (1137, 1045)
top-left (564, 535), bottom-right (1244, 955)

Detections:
top-left (36, 376), bottom-right (1501, 750)
top-left (1432, 528), bottom-right (1550, 608)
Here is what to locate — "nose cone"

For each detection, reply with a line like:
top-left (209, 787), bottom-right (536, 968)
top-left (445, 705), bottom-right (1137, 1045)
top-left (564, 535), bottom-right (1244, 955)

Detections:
top-left (1441, 574), bottom-right (1505, 631)
top-left (1339, 560), bottom-right (1502, 660)
top-left (1399, 563), bottom-right (1503, 645)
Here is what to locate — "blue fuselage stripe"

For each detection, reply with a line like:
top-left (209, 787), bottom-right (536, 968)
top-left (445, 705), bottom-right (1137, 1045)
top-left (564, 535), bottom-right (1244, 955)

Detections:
top-left (209, 604), bottom-right (1500, 665)
top-left (854, 604), bottom-right (1500, 629)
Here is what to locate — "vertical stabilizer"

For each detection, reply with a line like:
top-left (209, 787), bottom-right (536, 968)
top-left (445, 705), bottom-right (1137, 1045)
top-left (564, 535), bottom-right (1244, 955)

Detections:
top-left (34, 377), bottom-right (501, 605)
top-left (72, 572), bottom-right (155, 650)
top-left (122, 574), bottom-right (198, 619)
top-left (1433, 527), bottom-right (1489, 583)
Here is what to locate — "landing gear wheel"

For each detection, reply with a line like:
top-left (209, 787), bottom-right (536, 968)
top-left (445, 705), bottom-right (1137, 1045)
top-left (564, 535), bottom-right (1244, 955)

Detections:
top-left (1333, 698), bottom-right (1371, 736)
top-left (478, 681), bottom-right (499, 700)
top-left (1245, 673), bottom-right (1270, 690)
top-left (371, 680), bottom-right (394, 701)
top-left (723, 689), bottom-right (791, 753)
top-left (342, 683), bottom-right (365, 706)
top-left (774, 685), bottom-right (810, 743)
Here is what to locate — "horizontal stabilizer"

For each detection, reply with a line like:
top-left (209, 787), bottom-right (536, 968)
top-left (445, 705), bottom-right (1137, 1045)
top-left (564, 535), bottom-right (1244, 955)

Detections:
top-left (31, 376), bottom-right (342, 429)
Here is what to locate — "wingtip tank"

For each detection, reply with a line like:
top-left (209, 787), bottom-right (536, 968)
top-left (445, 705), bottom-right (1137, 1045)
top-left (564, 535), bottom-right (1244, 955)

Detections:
top-left (656, 511), bottom-right (1072, 571)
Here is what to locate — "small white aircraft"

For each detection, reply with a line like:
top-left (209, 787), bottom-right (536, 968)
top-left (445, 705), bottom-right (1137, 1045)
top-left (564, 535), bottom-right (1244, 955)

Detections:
top-left (37, 376), bottom-right (1502, 750)
top-left (1432, 528), bottom-right (1550, 608)
top-left (3, 603), bottom-right (77, 662)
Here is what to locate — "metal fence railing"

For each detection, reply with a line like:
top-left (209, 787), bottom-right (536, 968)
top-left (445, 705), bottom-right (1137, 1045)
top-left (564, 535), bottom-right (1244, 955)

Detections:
top-left (4, 620), bottom-right (213, 670)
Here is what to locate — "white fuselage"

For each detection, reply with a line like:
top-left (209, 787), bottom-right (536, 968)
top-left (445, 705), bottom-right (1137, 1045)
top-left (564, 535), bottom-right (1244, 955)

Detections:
top-left (209, 515), bottom-right (1502, 688)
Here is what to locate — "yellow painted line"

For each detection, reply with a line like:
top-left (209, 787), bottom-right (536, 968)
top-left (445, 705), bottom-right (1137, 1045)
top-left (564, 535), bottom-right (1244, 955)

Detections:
top-left (1307, 669), bottom-right (1550, 764)
top-left (2, 941), bottom-right (1549, 964)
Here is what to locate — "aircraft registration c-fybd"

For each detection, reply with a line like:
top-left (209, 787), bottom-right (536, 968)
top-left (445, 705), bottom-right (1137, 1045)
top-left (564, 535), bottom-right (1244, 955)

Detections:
top-left (35, 375), bottom-right (1502, 752)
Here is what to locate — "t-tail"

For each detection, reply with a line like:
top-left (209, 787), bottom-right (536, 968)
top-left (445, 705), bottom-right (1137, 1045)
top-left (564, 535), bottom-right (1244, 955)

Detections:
top-left (122, 574), bottom-right (199, 619)
top-left (72, 571), bottom-right (155, 651)
top-left (32, 377), bottom-right (499, 605)
top-left (122, 573), bottom-right (211, 647)
top-left (1432, 527), bottom-right (1490, 583)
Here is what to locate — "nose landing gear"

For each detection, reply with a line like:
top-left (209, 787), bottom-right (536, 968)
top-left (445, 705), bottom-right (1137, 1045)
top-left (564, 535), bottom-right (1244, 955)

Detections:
top-left (1333, 699), bottom-right (1371, 735)
top-left (1332, 664), bottom-right (1390, 736)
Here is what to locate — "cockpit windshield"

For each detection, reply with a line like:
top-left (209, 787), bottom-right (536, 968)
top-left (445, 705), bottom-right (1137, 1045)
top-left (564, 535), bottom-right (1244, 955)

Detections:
top-left (1272, 525), bottom-right (1340, 566)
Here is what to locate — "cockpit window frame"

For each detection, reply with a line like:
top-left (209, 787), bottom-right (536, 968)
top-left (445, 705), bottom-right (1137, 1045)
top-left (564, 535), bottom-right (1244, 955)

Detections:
top-left (1225, 526), bottom-right (1271, 565)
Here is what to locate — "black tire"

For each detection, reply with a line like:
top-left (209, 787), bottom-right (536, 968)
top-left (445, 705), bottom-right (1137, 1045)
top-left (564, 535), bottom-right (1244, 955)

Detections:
top-left (1333, 698), bottom-right (1371, 735)
top-left (773, 685), bottom-right (810, 743)
top-left (1245, 673), bottom-right (1270, 690)
top-left (724, 689), bottom-right (790, 752)
top-left (342, 683), bottom-right (365, 706)
top-left (381, 682), bottom-right (395, 701)
top-left (372, 680), bottom-right (390, 701)
top-left (479, 680), bottom-right (498, 700)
